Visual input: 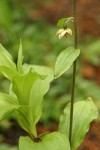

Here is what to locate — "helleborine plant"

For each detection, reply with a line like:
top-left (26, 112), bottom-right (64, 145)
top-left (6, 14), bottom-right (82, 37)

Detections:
top-left (0, 20), bottom-right (98, 150)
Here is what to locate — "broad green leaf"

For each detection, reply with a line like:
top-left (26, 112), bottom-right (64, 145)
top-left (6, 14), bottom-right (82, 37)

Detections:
top-left (0, 92), bottom-right (19, 121)
top-left (12, 71), bottom-right (40, 105)
top-left (0, 44), bottom-right (17, 78)
top-left (30, 76), bottom-right (52, 124)
top-left (55, 47), bottom-right (80, 78)
top-left (27, 65), bottom-right (54, 124)
top-left (19, 132), bottom-right (70, 150)
top-left (59, 98), bottom-right (98, 150)
top-left (16, 106), bottom-right (37, 137)
top-left (17, 40), bottom-right (23, 74)
top-left (22, 64), bottom-right (54, 124)
top-left (57, 17), bottom-right (73, 28)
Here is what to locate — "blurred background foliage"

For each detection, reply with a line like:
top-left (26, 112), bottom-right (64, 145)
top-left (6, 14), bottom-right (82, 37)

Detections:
top-left (0, 0), bottom-right (100, 149)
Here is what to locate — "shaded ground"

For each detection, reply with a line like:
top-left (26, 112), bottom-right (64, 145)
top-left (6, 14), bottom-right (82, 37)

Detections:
top-left (77, 121), bottom-right (100, 150)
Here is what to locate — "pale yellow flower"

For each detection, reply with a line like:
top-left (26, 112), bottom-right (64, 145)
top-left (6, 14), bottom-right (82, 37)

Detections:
top-left (56, 28), bottom-right (72, 39)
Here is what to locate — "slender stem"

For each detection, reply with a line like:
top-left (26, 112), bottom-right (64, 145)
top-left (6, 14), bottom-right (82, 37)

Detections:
top-left (69, 0), bottom-right (78, 145)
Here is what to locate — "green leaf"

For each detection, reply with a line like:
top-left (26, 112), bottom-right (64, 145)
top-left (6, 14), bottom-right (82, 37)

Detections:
top-left (0, 66), bottom-right (15, 80)
top-left (57, 17), bottom-right (73, 28)
top-left (30, 75), bottom-right (52, 124)
top-left (16, 106), bottom-right (37, 137)
top-left (57, 18), bottom-right (67, 28)
top-left (23, 64), bottom-right (54, 79)
top-left (22, 64), bottom-right (54, 124)
top-left (0, 92), bottom-right (19, 121)
top-left (0, 44), bottom-right (17, 79)
top-left (19, 132), bottom-right (70, 150)
top-left (24, 64), bottom-right (54, 123)
top-left (59, 98), bottom-right (98, 150)
top-left (17, 39), bottom-right (23, 74)
top-left (12, 71), bottom-right (40, 105)
top-left (25, 65), bottom-right (54, 124)
top-left (55, 47), bottom-right (80, 78)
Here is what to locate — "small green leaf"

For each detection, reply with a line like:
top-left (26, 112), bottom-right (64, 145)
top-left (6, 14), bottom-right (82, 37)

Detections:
top-left (12, 71), bottom-right (40, 105)
top-left (0, 44), bottom-right (17, 75)
top-left (16, 106), bottom-right (37, 137)
top-left (59, 98), bottom-right (98, 150)
top-left (55, 47), bottom-right (80, 78)
top-left (57, 17), bottom-right (73, 28)
top-left (17, 39), bottom-right (23, 74)
top-left (0, 92), bottom-right (19, 121)
top-left (19, 132), bottom-right (70, 150)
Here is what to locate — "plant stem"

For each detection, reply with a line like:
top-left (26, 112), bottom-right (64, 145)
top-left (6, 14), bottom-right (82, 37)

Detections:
top-left (69, 0), bottom-right (78, 145)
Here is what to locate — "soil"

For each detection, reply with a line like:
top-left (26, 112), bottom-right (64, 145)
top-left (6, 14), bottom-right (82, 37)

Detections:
top-left (0, 120), bottom-right (100, 150)
top-left (77, 121), bottom-right (100, 150)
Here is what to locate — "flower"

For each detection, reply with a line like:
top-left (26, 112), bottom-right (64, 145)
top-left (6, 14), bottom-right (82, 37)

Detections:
top-left (56, 28), bottom-right (72, 39)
